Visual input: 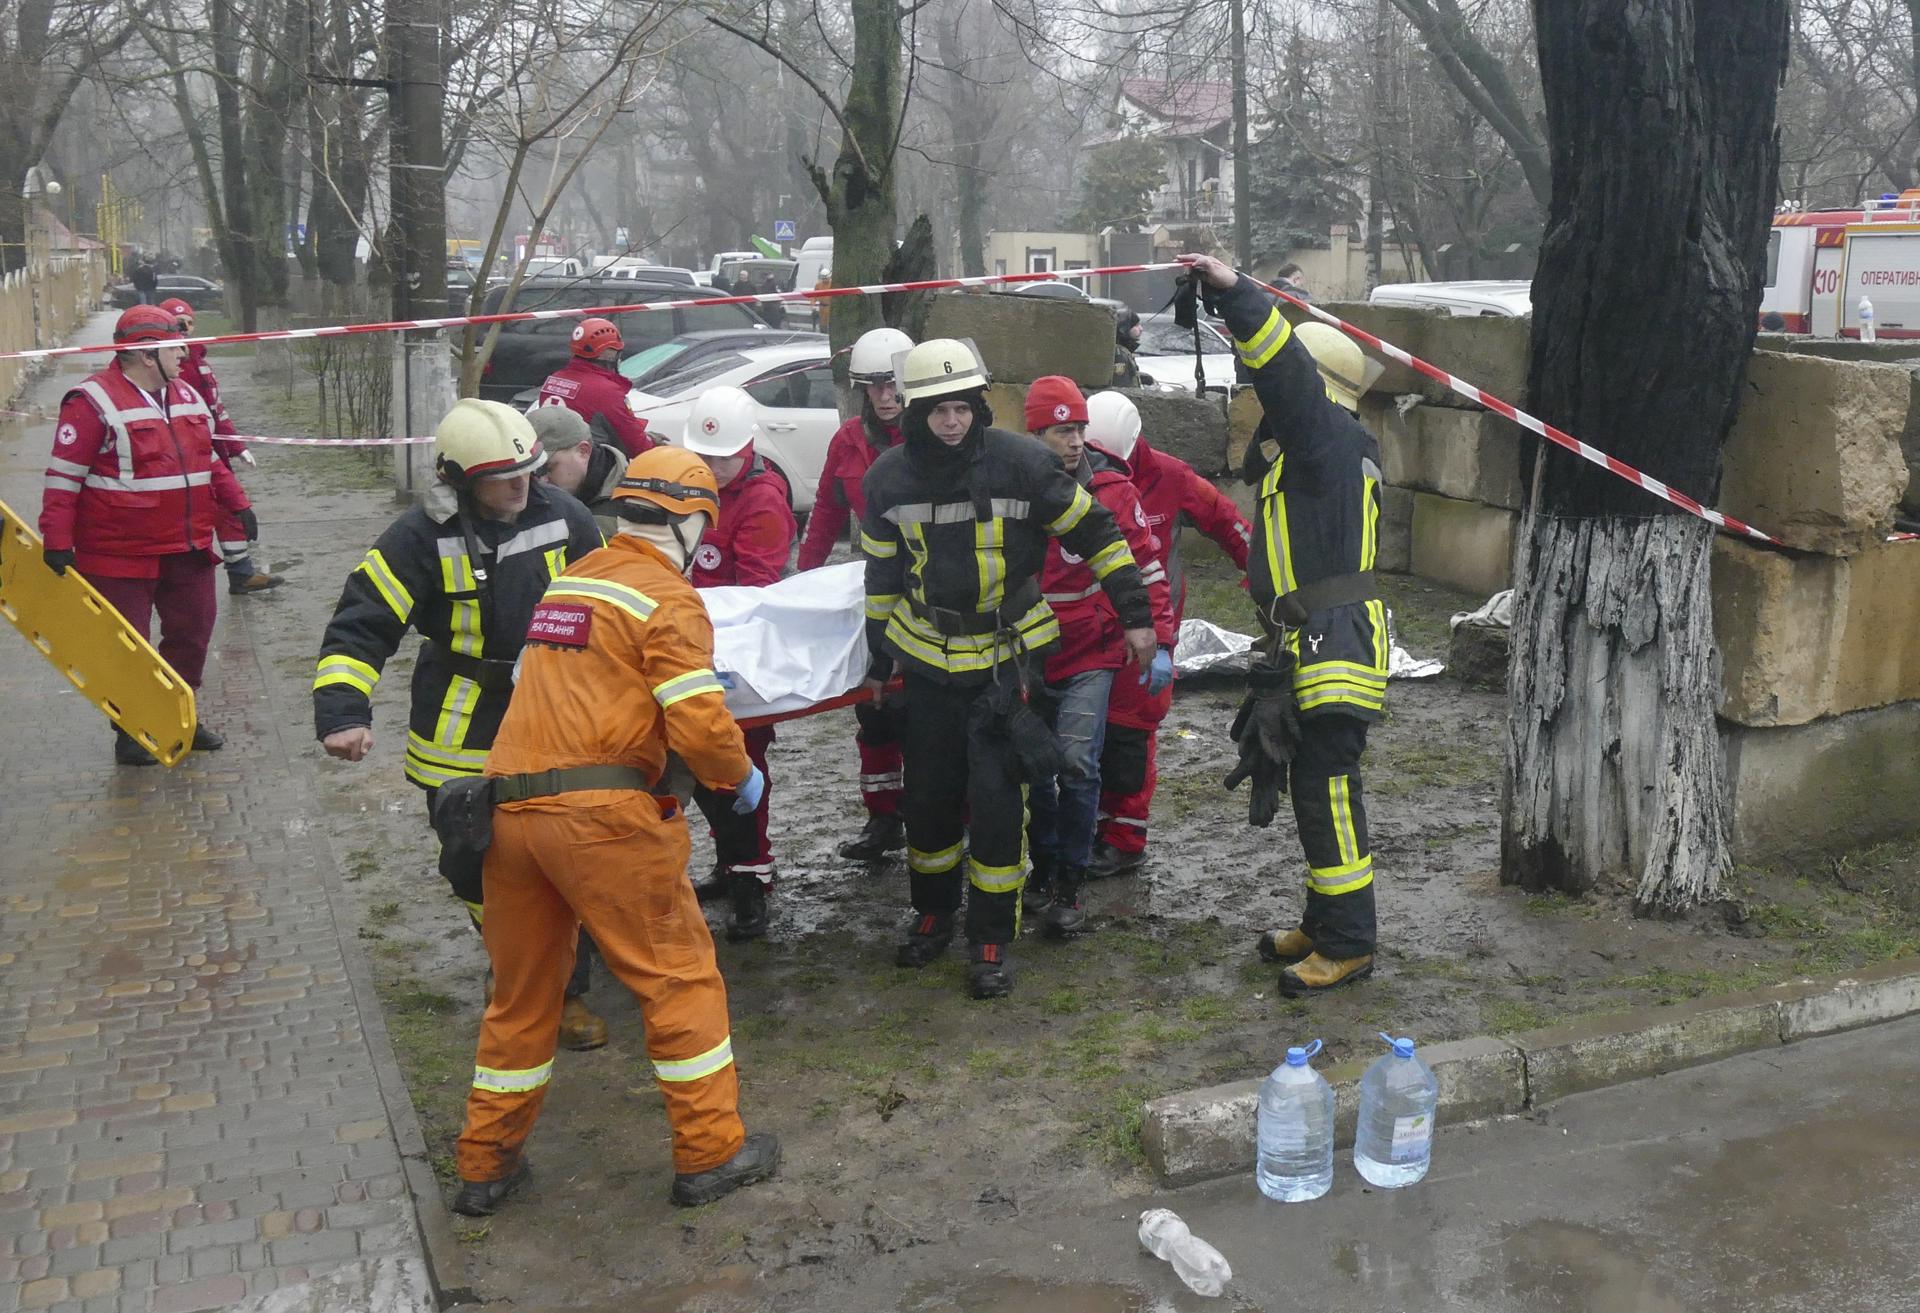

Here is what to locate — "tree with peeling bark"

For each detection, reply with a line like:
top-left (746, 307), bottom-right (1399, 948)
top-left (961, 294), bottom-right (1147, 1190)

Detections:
top-left (1504, 0), bottom-right (1789, 913)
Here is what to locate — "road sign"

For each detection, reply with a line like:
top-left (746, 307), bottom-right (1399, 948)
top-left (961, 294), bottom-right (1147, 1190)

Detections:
top-left (773, 219), bottom-right (797, 242)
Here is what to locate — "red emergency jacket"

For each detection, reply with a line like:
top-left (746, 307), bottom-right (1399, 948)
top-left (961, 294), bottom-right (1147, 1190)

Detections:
top-left (39, 361), bottom-right (251, 577)
top-left (1120, 433), bottom-right (1251, 620)
top-left (178, 344), bottom-right (242, 457)
top-left (691, 448), bottom-right (797, 588)
top-left (796, 414), bottom-right (899, 571)
top-left (536, 357), bottom-right (654, 457)
top-left (1039, 451), bottom-right (1174, 683)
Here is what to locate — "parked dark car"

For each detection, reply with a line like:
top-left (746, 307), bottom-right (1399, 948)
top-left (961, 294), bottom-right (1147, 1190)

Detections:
top-left (509, 327), bottom-right (827, 408)
top-left (108, 274), bottom-right (225, 311)
top-left (469, 277), bottom-right (769, 402)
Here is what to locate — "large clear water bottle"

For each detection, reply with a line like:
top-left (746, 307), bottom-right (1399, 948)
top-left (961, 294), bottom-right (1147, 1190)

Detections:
top-left (1353, 1032), bottom-right (1439, 1188)
top-left (1255, 1038), bottom-right (1333, 1202)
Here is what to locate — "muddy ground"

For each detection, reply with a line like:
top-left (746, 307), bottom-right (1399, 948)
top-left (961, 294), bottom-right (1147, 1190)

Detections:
top-left (201, 340), bottom-right (1920, 1310)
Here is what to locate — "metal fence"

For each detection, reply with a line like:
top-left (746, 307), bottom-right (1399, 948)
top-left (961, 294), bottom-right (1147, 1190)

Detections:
top-left (0, 254), bottom-right (106, 408)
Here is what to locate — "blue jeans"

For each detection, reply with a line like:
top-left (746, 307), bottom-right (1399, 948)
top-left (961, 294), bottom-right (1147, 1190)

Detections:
top-left (1027, 668), bottom-right (1115, 871)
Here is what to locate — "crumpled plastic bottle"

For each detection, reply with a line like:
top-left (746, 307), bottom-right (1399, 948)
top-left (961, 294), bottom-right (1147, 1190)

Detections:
top-left (1138, 1207), bottom-right (1232, 1297)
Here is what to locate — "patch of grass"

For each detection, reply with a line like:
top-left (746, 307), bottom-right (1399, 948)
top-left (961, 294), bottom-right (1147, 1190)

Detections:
top-left (1377, 574), bottom-right (1486, 657)
top-left (1180, 994), bottom-right (1235, 1024)
top-left (1077, 1081), bottom-right (1155, 1170)
top-left (1370, 734), bottom-right (1500, 798)
top-left (1522, 891), bottom-right (1596, 919)
top-left (1040, 988), bottom-right (1087, 1017)
top-left (1135, 1015), bottom-right (1203, 1047)
top-left (1480, 997), bottom-right (1556, 1034)
top-left (367, 901), bottom-right (402, 926)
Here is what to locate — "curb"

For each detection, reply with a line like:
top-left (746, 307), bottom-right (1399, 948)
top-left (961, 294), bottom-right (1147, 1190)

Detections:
top-left (1141, 957), bottom-right (1920, 1187)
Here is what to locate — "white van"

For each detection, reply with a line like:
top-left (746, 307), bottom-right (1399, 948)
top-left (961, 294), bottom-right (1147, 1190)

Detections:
top-left (789, 238), bottom-right (833, 328)
top-left (523, 256), bottom-right (583, 278)
top-left (1367, 280), bottom-right (1531, 317)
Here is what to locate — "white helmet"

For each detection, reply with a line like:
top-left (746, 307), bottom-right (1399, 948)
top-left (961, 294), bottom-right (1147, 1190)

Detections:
top-left (434, 398), bottom-right (546, 488)
top-left (849, 327), bottom-right (914, 384)
top-left (1086, 391), bottom-right (1142, 461)
top-left (894, 337), bottom-right (990, 404)
top-left (682, 385), bottom-right (761, 457)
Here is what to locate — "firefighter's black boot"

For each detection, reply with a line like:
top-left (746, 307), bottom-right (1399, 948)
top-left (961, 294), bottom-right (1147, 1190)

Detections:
top-left (190, 723), bottom-right (225, 752)
top-left (895, 913), bottom-right (954, 967)
top-left (1021, 854), bottom-right (1056, 916)
top-left (671, 1132), bottom-right (781, 1207)
top-left (691, 862), bottom-right (727, 904)
top-left (726, 875), bottom-right (770, 942)
top-left (1042, 866), bottom-right (1090, 939)
top-left (967, 942), bottom-right (1014, 999)
top-left (1084, 841), bottom-right (1146, 881)
top-left (837, 813), bottom-right (905, 862)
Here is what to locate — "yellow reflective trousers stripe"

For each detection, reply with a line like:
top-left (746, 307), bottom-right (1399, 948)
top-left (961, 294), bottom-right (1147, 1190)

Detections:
top-left (652, 1036), bottom-right (734, 1083)
top-left (473, 1060), bottom-right (552, 1093)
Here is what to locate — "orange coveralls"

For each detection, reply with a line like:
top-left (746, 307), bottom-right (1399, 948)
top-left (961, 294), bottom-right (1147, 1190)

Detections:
top-left (455, 533), bottom-right (754, 1181)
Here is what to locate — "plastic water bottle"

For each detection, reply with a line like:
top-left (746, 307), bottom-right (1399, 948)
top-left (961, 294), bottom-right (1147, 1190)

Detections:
top-left (1353, 1033), bottom-right (1439, 1188)
top-left (1137, 1208), bottom-right (1231, 1297)
top-left (1255, 1038), bottom-right (1333, 1201)
top-left (1860, 296), bottom-right (1877, 343)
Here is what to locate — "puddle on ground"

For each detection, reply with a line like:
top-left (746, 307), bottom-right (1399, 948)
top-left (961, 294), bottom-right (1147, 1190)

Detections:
top-left (1491, 1221), bottom-right (1692, 1313)
top-left (899, 1275), bottom-right (1262, 1313)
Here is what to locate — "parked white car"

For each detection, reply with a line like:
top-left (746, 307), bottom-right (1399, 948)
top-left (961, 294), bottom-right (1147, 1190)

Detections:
top-left (1135, 311), bottom-right (1238, 392)
top-left (1367, 280), bottom-right (1532, 317)
top-left (628, 343), bottom-right (840, 513)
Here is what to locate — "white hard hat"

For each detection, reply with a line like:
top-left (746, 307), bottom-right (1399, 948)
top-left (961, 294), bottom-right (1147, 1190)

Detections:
top-left (894, 338), bottom-right (990, 404)
top-left (1086, 391), bottom-right (1142, 461)
top-left (850, 327), bottom-right (914, 384)
top-left (434, 398), bottom-right (546, 488)
top-left (682, 385), bottom-right (761, 457)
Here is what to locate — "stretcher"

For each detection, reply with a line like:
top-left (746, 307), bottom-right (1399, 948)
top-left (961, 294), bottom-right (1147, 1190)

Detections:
top-left (0, 497), bottom-right (197, 765)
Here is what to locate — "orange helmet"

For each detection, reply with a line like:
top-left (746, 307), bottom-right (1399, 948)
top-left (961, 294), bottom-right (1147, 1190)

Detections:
top-left (609, 446), bottom-right (720, 522)
top-left (113, 305), bottom-right (183, 346)
top-left (570, 316), bottom-right (622, 358)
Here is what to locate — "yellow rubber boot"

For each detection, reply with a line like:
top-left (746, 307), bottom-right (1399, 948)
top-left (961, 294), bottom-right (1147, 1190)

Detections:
top-left (1256, 927), bottom-right (1314, 965)
top-left (1278, 951), bottom-right (1375, 997)
top-left (557, 997), bottom-right (609, 1051)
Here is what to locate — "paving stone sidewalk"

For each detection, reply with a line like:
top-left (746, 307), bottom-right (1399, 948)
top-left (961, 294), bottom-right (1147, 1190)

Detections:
top-left (0, 314), bottom-right (433, 1313)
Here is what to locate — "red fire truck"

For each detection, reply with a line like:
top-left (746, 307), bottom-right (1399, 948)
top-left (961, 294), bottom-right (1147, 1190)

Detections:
top-left (1762, 193), bottom-right (1920, 338)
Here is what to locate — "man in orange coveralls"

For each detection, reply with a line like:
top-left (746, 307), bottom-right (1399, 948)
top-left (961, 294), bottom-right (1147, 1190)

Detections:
top-left (450, 446), bottom-right (780, 1215)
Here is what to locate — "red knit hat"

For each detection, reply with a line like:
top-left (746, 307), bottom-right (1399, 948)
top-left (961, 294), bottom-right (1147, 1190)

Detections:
top-left (1024, 375), bottom-right (1088, 432)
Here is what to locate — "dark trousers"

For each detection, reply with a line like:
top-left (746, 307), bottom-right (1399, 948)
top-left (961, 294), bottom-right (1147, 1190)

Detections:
top-left (423, 789), bottom-right (592, 998)
top-left (1290, 712), bottom-right (1377, 959)
top-left (87, 553), bottom-right (218, 690)
top-left (900, 672), bottom-right (1026, 947)
top-left (691, 724), bottom-right (776, 886)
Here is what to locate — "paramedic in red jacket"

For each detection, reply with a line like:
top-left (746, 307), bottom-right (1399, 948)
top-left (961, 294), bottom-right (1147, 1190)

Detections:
top-left (796, 327), bottom-right (914, 862)
top-left (1019, 377), bottom-right (1174, 937)
top-left (535, 317), bottom-right (654, 457)
top-left (1084, 390), bottom-right (1251, 879)
top-left (684, 385), bottom-right (798, 942)
top-left (162, 297), bottom-right (282, 595)
top-left (38, 305), bottom-right (256, 765)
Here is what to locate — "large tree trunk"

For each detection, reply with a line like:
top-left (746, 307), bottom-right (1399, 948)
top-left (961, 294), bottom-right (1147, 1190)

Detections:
top-left (810, 0), bottom-right (901, 365)
top-left (1505, 0), bottom-right (1789, 913)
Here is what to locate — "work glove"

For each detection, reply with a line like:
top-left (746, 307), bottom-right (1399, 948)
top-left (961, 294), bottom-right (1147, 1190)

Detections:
top-left (238, 507), bottom-right (259, 541)
top-left (42, 547), bottom-right (73, 576)
top-left (235, 448), bottom-right (257, 467)
top-left (730, 764), bottom-right (767, 816)
top-left (1141, 648), bottom-right (1175, 696)
top-left (1223, 650), bottom-right (1301, 829)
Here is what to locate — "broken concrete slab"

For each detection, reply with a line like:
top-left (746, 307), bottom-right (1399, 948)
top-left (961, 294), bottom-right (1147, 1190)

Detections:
top-left (1378, 486), bottom-right (1414, 574)
top-left (1410, 492), bottom-right (1515, 595)
top-left (1118, 387), bottom-right (1229, 476)
top-left (1726, 700), bottom-right (1920, 863)
top-left (1718, 351), bottom-right (1911, 556)
top-left (1377, 402), bottom-right (1528, 510)
top-left (1448, 620), bottom-right (1510, 691)
top-left (925, 292), bottom-right (1114, 388)
top-left (1779, 958), bottom-right (1920, 1041)
top-left (1508, 994), bottom-right (1783, 1107)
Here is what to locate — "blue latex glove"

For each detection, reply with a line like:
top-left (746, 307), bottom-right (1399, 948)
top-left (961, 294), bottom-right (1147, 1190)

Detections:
top-left (1141, 648), bottom-right (1175, 696)
top-left (730, 764), bottom-right (766, 815)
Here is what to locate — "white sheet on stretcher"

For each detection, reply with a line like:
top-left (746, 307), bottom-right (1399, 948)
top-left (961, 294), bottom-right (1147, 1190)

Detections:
top-left (701, 561), bottom-right (870, 721)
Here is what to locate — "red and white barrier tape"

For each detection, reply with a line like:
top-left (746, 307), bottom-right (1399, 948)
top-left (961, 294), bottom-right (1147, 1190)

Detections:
top-left (232, 433), bottom-right (433, 446)
top-left (0, 263), bottom-right (1188, 363)
top-left (1244, 275), bottom-right (1787, 547)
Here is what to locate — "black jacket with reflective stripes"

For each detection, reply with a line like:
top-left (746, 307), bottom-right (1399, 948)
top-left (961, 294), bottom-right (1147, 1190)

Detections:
top-left (1213, 274), bottom-right (1388, 720)
top-left (859, 426), bottom-right (1152, 685)
top-left (313, 482), bottom-right (604, 787)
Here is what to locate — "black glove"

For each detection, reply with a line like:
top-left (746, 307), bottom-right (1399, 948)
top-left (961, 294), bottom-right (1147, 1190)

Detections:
top-left (1223, 651), bottom-right (1301, 828)
top-left (1173, 270), bottom-right (1200, 330)
top-left (43, 547), bottom-right (74, 576)
top-left (238, 507), bottom-right (259, 541)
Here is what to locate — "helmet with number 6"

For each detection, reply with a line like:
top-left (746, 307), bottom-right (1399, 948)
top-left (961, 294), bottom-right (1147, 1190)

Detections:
top-left (681, 385), bottom-right (760, 457)
top-left (894, 337), bottom-right (990, 404)
top-left (849, 327), bottom-right (914, 384)
top-left (1086, 391), bottom-right (1142, 461)
top-left (434, 398), bottom-right (546, 488)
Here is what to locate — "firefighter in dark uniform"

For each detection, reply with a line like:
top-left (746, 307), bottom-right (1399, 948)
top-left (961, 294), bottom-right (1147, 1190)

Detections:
top-left (1185, 253), bottom-right (1388, 996)
top-left (313, 399), bottom-right (614, 1044)
top-left (859, 339), bottom-right (1157, 999)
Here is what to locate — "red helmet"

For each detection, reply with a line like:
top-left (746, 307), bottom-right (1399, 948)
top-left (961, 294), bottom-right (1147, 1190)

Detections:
top-left (113, 305), bottom-right (184, 346)
top-left (158, 297), bottom-right (194, 325)
top-left (570, 317), bottom-right (622, 358)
